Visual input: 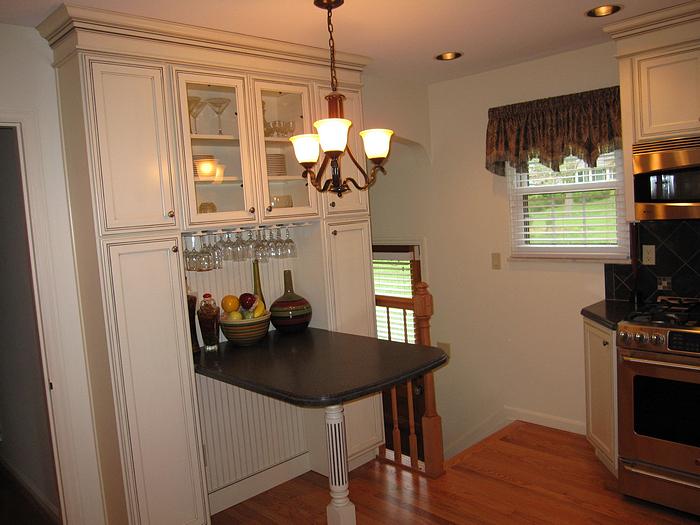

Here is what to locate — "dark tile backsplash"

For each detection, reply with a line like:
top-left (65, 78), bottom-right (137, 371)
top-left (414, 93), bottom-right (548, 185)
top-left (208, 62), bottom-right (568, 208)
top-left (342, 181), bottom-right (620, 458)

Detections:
top-left (605, 220), bottom-right (700, 303)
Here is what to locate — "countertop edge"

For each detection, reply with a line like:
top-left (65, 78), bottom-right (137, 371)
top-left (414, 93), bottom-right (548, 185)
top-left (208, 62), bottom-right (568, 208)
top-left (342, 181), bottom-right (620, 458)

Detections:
top-left (580, 299), bottom-right (635, 331)
top-left (195, 353), bottom-right (448, 408)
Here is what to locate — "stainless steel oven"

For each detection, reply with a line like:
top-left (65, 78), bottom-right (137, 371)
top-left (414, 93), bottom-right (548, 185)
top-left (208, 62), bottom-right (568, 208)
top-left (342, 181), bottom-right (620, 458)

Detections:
top-left (633, 137), bottom-right (700, 220)
top-left (617, 316), bottom-right (700, 515)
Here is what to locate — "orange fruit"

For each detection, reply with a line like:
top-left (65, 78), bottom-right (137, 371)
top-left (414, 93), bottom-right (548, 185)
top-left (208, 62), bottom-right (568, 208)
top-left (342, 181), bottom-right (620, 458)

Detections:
top-left (221, 295), bottom-right (239, 313)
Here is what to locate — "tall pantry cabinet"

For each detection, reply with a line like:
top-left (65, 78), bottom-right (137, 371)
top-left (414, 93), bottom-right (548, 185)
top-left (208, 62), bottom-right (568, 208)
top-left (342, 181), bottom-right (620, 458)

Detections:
top-left (39, 5), bottom-right (382, 524)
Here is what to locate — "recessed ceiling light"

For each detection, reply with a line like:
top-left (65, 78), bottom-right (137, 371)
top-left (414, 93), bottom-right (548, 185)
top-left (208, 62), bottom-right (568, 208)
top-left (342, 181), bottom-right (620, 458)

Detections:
top-left (435, 51), bottom-right (463, 61)
top-left (586, 4), bottom-right (622, 17)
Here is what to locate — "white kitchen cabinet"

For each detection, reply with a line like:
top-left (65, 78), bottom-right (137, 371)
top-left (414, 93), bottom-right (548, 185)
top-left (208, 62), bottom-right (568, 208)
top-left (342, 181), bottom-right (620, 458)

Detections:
top-left (89, 60), bottom-right (178, 233)
top-left (635, 46), bottom-right (700, 141)
top-left (104, 237), bottom-right (208, 524)
top-left (40, 5), bottom-right (375, 522)
top-left (175, 70), bottom-right (259, 227)
top-left (316, 86), bottom-right (370, 217)
top-left (583, 319), bottom-right (617, 476)
top-left (325, 219), bottom-right (384, 460)
top-left (252, 79), bottom-right (319, 221)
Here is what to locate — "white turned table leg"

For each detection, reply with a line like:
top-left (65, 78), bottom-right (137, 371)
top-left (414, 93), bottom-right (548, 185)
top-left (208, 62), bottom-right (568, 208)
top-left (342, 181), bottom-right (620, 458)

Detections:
top-left (324, 404), bottom-right (356, 525)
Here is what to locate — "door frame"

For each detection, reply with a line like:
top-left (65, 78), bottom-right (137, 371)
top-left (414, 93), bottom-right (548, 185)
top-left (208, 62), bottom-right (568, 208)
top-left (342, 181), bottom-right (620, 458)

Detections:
top-left (1, 110), bottom-right (106, 524)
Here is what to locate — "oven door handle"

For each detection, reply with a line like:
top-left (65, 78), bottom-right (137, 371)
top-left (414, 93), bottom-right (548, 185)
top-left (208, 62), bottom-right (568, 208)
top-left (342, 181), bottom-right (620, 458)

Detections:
top-left (623, 464), bottom-right (700, 490)
top-left (622, 356), bottom-right (700, 372)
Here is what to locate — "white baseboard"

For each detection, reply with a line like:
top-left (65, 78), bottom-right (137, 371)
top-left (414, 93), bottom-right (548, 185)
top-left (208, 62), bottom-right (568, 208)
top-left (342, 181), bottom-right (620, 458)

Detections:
top-left (207, 453), bottom-right (311, 515)
top-left (348, 447), bottom-right (378, 472)
top-left (444, 410), bottom-right (509, 460)
top-left (503, 405), bottom-right (586, 435)
top-left (0, 456), bottom-right (59, 522)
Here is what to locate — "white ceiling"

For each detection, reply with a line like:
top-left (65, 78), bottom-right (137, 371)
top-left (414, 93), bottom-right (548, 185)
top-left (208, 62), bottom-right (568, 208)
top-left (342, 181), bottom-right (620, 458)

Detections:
top-left (0, 0), bottom-right (685, 83)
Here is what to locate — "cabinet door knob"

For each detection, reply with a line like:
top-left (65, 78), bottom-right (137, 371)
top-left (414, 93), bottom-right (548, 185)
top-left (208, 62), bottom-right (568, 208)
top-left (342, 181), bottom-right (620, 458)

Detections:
top-left (331, 229), bottom-right (338, 236)
top-left (167, 210), bottom-right (175, 218)
top-left (266, 205), bottom-right (273, 212)
top-left (248, 207), bottom-right (255, 214)
top-left (171, 245), bottom-right (179, 253)
top-left (602, 340), bottom-right (609, 347)
top-left (329, 201), bottom-right (336, 208)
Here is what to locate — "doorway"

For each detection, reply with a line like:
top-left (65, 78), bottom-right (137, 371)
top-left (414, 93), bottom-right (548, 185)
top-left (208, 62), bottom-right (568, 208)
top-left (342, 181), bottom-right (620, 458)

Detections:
top-left (0, 126), bottom-right (60, 523)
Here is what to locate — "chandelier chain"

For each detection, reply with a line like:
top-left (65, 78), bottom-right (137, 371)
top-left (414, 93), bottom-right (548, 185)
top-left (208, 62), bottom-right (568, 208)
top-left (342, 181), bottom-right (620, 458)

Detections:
top-left (327, 7), bottom-right (338, 91)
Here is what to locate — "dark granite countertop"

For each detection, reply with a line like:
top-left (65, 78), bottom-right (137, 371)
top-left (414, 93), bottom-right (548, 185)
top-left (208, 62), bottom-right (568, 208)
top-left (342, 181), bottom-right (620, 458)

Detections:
top-left (195, 328), bottom-right (448, 407)
top-left (581, 300), bottom-right (635, 330)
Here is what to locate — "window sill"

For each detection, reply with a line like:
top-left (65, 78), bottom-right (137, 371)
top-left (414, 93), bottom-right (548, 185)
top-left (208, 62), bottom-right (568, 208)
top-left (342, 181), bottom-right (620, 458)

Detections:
top-left (508, 255), bottom-right (630, 264)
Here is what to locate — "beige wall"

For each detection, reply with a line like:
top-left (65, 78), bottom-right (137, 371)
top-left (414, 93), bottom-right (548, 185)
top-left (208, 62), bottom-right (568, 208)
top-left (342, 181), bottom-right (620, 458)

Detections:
top-left (0, 23), bottom-right (106, 522)
top-left (368, 42), bottom-right (618, 457)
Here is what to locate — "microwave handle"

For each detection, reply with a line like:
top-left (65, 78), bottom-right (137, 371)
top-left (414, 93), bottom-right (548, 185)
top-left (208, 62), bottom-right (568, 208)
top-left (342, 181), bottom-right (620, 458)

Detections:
top-left (622, 356), bottom-right (700, 372)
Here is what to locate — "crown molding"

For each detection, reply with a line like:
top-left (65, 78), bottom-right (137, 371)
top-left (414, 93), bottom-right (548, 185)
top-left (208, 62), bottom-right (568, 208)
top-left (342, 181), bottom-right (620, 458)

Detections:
top-left (604, 1), bottom-right (700, 39)
top-left (37, 3), bottom-right (371, 72)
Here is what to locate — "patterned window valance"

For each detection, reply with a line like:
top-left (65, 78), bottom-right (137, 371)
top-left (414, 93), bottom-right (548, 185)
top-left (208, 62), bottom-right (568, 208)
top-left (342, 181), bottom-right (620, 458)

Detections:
top-left (485, 86), bottom-right (621, 176)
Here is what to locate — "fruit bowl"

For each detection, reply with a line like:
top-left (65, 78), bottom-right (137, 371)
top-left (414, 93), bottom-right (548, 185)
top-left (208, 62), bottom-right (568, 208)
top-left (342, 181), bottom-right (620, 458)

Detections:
top-left (219, 312), bottom-right (271, 346)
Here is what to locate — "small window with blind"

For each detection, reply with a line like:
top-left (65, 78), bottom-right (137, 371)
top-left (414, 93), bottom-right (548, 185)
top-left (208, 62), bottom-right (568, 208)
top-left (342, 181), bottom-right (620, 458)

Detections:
top-left (507, 150), bottom-right (629, 259)
top-left (372, 245), bottom-right (421, 344)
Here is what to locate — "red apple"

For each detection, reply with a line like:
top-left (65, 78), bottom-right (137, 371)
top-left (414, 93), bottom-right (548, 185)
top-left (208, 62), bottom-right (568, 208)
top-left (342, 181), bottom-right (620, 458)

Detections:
top-left (239, 292), bottom-right (257, 311)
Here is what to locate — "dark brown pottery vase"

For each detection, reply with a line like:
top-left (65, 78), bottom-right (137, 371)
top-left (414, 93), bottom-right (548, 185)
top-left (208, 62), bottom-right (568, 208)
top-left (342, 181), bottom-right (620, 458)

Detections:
top-left (270, 270), bottom-right (312, 333)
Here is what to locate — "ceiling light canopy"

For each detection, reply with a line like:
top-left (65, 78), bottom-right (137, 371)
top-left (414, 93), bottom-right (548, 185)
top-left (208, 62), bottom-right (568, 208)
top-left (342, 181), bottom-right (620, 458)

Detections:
top-left (435, 51), bottom-right (463, 61)
top-left (586, 4), bottom-right (622, 17)
top-left (289, 0), bottom-right (394, 197)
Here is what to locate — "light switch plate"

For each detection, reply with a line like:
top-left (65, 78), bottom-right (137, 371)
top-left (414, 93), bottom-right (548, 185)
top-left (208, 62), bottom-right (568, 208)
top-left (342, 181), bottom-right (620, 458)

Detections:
top-left (642, 244), bottom-right (656, 265)
top-left (491, 252), bottom-right (501, 270)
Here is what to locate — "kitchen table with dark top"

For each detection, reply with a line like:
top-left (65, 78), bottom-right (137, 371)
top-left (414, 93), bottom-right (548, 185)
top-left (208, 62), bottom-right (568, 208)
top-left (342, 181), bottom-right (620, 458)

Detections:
top-left (195, 327), bottom-right (448, 525)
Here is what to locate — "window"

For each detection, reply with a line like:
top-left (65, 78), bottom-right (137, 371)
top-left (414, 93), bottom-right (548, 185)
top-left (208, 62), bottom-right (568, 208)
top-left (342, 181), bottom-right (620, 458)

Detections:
top-left (372, 245), bottom-right (420, 343)
top-left (507, 151), bottom-right (629, 259)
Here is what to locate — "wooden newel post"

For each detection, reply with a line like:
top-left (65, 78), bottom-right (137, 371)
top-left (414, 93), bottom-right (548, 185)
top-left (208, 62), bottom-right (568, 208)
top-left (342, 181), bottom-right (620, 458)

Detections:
top-left (413, 282), bottom-right (445, 478)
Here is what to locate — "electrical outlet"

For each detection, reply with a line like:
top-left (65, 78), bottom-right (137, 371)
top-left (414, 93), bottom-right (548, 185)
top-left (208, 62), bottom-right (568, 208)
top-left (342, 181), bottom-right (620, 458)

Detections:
top-left (491, 252), bottom-right (501, 270)
top-left (657, 276), bottom-right (672, 291)
top-left (642, 244), bottom-right (656, 265)
top-left (437, 341), bottom-right (451, 357)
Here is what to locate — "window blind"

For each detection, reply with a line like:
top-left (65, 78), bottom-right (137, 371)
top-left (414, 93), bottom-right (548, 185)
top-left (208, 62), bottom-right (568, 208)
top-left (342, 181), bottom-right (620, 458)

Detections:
top-left (508, 151), bottom-right (629, 259)
top-left (372, 246), bottom-right (419, 343)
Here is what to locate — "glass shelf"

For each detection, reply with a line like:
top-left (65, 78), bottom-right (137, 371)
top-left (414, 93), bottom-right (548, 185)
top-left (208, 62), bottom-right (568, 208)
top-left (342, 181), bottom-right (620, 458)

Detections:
top-left (191, 134), bottom-right (239, 142)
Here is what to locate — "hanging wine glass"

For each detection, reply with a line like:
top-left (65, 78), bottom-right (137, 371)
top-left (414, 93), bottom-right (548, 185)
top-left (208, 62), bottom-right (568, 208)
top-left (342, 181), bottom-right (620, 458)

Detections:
top-left (283, 228), bottom-right (297, 258)
top-left (187, 96), bottom-right (206, 134)
top-left (253, 230), bottom-right (269, 263)
top-left (222, 232), bottom-right (235, 262)
top-left (273, 227), bottom-right (285, 258)
top-left (232, 232), bottom-right (246, 262)
top-left (206, 97), bottom-right (231, 135)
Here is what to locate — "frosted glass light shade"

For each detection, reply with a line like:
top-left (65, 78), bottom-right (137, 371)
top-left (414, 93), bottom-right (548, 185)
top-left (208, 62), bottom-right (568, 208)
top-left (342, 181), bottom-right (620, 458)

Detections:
top-left (314, 118), bottom-right (351, 153)
top-left (290, 134), bottom-right (320, 164)
top-left (360, 129), bottom-right (394, 159)
top-left (194, 158), bottom-right (217, 178)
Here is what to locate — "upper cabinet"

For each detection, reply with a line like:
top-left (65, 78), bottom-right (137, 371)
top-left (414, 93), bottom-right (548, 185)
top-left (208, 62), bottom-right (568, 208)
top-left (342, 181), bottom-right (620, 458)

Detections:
top-left (89, 59), bottom-right (178, 233)
top-left (175, 70), bottom-right (258, 227)
top-left (252, 79), bottom-right (319, 221)
top-left (316, 86), bottom-right (370, 217)
top-left (635, 46), bottom-right (700, 141)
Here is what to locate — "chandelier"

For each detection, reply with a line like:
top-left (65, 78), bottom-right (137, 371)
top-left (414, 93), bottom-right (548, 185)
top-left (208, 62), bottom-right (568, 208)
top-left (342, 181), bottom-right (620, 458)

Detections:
top-left (289, 0), bottom-right (394, 197)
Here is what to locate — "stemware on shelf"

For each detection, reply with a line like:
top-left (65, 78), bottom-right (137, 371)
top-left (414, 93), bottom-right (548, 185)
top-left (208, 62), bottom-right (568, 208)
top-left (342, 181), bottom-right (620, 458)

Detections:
top-left (187, 97), bottom-right (207, 134)
top-left (206, 97), bottom-right (231, 135)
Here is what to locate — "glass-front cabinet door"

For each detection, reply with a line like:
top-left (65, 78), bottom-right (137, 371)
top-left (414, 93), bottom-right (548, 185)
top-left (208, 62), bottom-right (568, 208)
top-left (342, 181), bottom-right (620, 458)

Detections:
top-left (176, 71), bottom-right (257, 227)
top-left (252, 80), bottom-right (319, 221)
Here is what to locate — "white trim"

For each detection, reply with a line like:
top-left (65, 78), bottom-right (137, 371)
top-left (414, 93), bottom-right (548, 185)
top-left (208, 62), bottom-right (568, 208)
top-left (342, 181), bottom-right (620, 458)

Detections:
top-left (207, 453), bottom-right (311, 514)
top-left (503, 405), bottom-right (586, 435)
top-left (0, 110), bottom-right (106, 524)
top-left (443, 410), bottom-right (509, 460)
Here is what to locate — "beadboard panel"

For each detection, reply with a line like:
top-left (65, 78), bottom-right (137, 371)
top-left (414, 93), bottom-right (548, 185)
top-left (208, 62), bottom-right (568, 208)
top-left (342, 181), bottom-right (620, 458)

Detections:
top-left (186, 238), bottom-right (308, 493)
top-left (195, 375), bottom-right (307, 492)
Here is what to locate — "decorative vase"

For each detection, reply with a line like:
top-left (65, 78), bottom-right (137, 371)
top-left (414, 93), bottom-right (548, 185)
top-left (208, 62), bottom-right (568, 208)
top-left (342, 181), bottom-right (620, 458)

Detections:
top-left (270, 270), bottom-right (312, 333)
top-left (253, 259), bottom-right (265, 306)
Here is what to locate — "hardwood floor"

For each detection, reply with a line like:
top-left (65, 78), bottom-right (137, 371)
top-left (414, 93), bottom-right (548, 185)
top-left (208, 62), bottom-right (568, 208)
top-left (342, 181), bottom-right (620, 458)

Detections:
top-left (213, 421), bottom-right (700, 524)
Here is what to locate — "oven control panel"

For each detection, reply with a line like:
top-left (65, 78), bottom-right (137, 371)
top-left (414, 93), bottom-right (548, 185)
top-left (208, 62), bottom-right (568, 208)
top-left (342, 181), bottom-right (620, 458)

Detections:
top-left (618, 322), bottom-right (700, 356)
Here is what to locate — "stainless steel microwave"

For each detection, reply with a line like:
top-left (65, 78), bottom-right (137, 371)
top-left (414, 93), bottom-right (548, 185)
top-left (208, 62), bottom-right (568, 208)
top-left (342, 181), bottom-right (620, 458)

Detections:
top-left (633, 137), bottom-right (700, 220)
